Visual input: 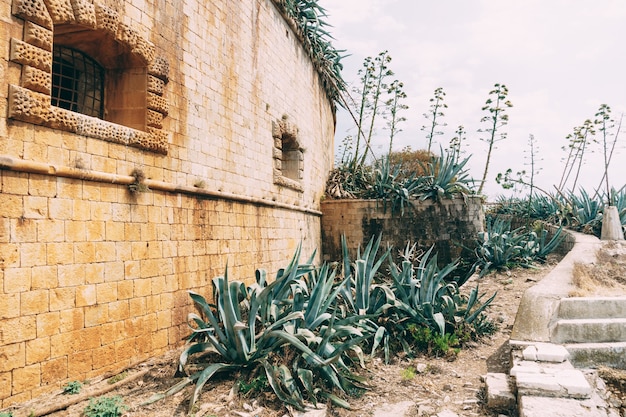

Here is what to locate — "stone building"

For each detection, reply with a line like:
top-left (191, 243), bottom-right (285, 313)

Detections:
top-left (0, 0), bottom-right (337, 406)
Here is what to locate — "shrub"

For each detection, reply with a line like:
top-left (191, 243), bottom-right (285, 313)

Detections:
top-left (83, 396), bottom-right (127, 417)
top-left (62, 380), bottom-right (82, 394)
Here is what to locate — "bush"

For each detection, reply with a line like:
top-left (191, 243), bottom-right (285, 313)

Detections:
top-left (83, 396), bottom-right (127, 417)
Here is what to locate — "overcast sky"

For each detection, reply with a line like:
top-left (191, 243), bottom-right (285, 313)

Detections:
top-left (320, 0), bottom-right (626, 200)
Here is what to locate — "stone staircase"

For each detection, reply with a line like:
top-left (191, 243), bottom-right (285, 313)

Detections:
top-left (553, 296), bottom-right (626, 369)
top-left (485, 343), bottom-right (621, 417)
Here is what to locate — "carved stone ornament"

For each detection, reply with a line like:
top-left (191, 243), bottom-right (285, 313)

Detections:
top-left (9, 0), bottom-right (171, 154)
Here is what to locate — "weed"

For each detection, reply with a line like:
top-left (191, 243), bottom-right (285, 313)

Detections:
top-left (0, 412), bottom-right (13, 417)
top-left (128, 168), bottom-right (149, 194)
top-left (83, 396), bottom-right (127, 417)
top-left (237, 373), bottom-right (268, 396)
top-left (62, 380), bottom-right (82, 394)
top-left (400, 366), bottom-right (416, 381)
top-left (107, 371), bottom-right (128, 385)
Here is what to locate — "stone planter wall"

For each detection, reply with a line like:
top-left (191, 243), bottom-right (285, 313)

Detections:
top-left (321, 197), bottom-right (485, 266)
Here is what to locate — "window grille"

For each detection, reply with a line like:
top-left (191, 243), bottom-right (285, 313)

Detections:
top-left (52, 46), bottom-right (104, 118)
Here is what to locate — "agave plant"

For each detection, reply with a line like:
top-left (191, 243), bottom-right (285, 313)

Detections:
top-left (418, 147), bottom-right (475, 201)
top-left (176, 246), bottom-right (372, 411)
top-left (385, 246), bottom-right (496, 356)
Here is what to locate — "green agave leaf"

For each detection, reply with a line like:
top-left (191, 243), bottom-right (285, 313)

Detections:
top-left (189, 363), bottom-right (240, 412)
top-left (296, 368), bottom-right (317, 406)
top-left (262, 361), bottom-right (305, 410)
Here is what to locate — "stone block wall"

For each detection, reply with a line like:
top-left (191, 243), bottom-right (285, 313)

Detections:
top-left (321, 197), bottom-right (485, 266)
top-left (0, 0), bottom-right (334, 406)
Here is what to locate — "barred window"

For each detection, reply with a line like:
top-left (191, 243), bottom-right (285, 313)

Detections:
top-left (52, 46), bottom-right (104, 118)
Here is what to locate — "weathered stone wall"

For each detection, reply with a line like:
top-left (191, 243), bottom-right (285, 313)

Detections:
top-left (0, 0), bottom-right (334, 406)
top-left (321, 197), bottom-right (485, 266)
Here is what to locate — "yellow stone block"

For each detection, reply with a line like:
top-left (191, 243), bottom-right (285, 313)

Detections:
top-left (64, 221), bottom-right (86, 242)
top-left (41, 357), bottom-right (67, 384)
top-left (85, 221), bottom-right (105, 241)
top-left (85, 304), bottom-right (109, 327)
top-left (36, 311), bottom-right (60, 338)
top-left (3, 267), bottom-right (31, 293)
top-left (11, 217), bottom-right (37, 243)
top-left (105, 221), bottom-right (125, 241)
top-left (0, 316), bottom-right (36, 344)
top-left (108, 300), bottom-right (130, 321)
top-left (46, 242), bottom-right (74, 265)
top-left (25, 337), bottom-right (50, 365)
top-left (68, 350), bottom-right (92, 379)
top-left (72, 199), bottom-right (91, 221)
top-left (85, 263), bottom-right (105, 284)
top-left (48, 198), bottom-right (73, 221)
top-left (133, 278), bottom-right (151, 297)
top-left (103, 261), bottom-right (124, 283)
top-left (36, 219), bottom-right (64, 242)
top-left (117, 281), bottom-right (133, 300)
top-left (94, 242), bottom-right (116, 262)
top-left (49, 287), bottom-right (75, 312)
top-left (11, 363), bottom-right (41, 396)
top-left (20, 289), bottom-right (49, 316)
top-left (96, 282), bottom-right (118, 304)
top-left (75, 284), bottom-right (96, 307)
top-left (19, 242), bottom-right (47, 267)
top-left (0, 371), bottom-right (11, 401)
top-left (58, 264), bottom-right (85, 287)
top-left (92, 344), bottom-right (115, 370)
top-left (0, 342), bottom-right (25, 372)
top-left (31, 265), bottom-right (58, 290)
top-left (0, 293), bottom-right (20, 319)
top-left (59, 308), bottom-right (84, 332)
top-left (23, 196), bottom-right (48, 219)
top-left (28, 174), bottom-right (56, 197)
top-left (1, 171), bottom-right (29, 195)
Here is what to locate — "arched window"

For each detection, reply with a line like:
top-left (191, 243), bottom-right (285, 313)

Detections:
top-left (52, 46), bottom-right (104, 118)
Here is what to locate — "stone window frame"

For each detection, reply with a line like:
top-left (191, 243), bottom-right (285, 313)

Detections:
top-left (272, 115), bottom-right (304, 192)
top-left (8, 0), bottom-right (170, 154)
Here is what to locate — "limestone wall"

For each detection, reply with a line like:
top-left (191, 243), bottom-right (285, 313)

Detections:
top-left (321, 197), bottom-right (485, 266)
top-left (0, 0), bottom-right (334, 406)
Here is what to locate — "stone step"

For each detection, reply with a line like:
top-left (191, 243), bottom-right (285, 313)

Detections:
top-left (518, 396), bottom-right (610, 417)
top-left (552, 318), bottom-right (626, 343)
top-left (565, 342), bottom-right (626, 370)
top-left (515, 369), bottom-right (592, 399)
top-left (558, 297), bottom-right (626, 320)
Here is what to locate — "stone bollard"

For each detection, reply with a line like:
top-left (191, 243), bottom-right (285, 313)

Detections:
top-left (601, 206), bottom-right (624, 241)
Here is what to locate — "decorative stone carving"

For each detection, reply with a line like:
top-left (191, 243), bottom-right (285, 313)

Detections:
top-left (148, 56), bottom-right (169, 82)
top-left (12, 0), bottom-right (53, 29)
top-left (24, 22), bottom-right (53, 52)
top-left (21, 65), bottom-right (51, 94)
top-left (133, 36), bottom-right (155, 65)
top-left (70, 0), bottom-right (96, 28)
top-left (144, 128), bottom-right (169, 154)
top-left (43, 0), bottom-right (75, 24)
top-left (146, 110), bottom-right (163, 129)
top-left (10, 38), bottom-right (52, 72)
top-left (147, 92), bottom-right (169, 116)
top-left (147, 75), bottom-right (165, 95)
top-left (116, 23), bottom-right (139, 50)
top-left (94, 3), bottom-right (118, 33)
top-left (8, 84), bottom-right (52, 125)
top-left (9, 0), bottom-right (170, 154)
top-left (49, 106), bottom-right (78, 131)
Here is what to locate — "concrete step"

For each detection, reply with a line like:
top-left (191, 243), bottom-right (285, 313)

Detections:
top-left (518, 396), bottom-right (611, 417)
top-left (552, 318), bottom-right (626, 343)
top-left (558, 297), bottom-right (626, 320)
top-left (565, 342), bottom-right (626, 370)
